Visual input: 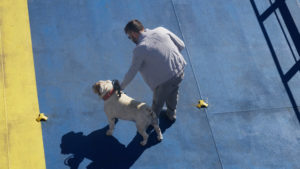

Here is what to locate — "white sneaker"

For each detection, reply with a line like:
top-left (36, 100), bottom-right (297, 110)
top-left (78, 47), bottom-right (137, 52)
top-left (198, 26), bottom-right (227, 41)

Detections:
top-left (166, 110), bottom-right (176, 121)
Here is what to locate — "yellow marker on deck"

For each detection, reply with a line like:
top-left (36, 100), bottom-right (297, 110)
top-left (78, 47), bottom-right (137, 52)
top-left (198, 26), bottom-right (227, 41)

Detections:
top-left (0, 0), bottom-right (46, 168)
top-left (36, 113), bottom-right (48, 122)
top-left (196, 100), bottom-right (209, 108)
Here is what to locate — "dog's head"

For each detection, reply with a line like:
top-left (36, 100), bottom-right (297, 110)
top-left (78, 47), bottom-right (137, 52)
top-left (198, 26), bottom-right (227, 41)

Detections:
top-left (92, 80), bottom-right (113, 97)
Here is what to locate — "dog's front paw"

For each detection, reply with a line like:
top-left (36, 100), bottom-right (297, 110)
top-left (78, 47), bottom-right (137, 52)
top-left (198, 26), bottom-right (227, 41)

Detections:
top-left (106, 130), bottom-right (113, 136)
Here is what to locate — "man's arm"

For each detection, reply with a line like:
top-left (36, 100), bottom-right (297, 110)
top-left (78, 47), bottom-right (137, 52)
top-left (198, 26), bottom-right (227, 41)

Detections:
top-left (120, 47), bottom-right (144, 90)
top-left (168, 30), bottom-right (185, 51)
top-left (158, 27), bottom-right (185, 51)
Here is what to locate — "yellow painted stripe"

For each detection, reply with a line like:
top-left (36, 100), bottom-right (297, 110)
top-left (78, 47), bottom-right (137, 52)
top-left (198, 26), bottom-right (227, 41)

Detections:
top-left (0, 28), bottom-right (9, 169)
top-left (0, 0), bottom-right (46, 169)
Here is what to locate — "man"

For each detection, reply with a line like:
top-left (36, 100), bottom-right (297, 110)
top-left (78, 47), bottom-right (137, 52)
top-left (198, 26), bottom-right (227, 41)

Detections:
top-left (121, 19), bottom-right (186, 121)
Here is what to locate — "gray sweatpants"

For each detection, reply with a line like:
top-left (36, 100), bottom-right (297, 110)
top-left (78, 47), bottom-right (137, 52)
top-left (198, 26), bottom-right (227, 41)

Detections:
top-left (152, 72), bottom-right (184, 117)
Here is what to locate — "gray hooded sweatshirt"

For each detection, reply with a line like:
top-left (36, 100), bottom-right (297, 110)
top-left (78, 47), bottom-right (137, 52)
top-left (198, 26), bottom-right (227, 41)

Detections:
top-left (121, 27), bottom-right (187, 91)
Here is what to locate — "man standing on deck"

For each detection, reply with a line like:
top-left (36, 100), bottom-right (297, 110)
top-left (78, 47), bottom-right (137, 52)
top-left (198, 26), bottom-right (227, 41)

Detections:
top-left (121, 19), bottom-right (186, 122)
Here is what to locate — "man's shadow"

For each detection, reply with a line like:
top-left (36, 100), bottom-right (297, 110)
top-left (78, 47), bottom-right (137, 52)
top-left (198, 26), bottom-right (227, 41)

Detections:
top-left (60, 111), bottom-right (174, 169)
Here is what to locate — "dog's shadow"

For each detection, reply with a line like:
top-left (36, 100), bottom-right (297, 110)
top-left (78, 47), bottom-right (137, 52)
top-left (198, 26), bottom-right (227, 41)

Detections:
top-left (60, 111), bottom-right (174, 169)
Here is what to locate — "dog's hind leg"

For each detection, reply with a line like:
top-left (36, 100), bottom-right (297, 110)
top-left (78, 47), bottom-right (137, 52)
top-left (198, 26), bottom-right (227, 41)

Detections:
top-left (153, 122), bottom-right (163, 141)
top-left (150, 111), bottom-right (163, 141)
top-left (137, 125), bottom-right (149, 146)
top-left (106, 118), bottom-right (116, 136)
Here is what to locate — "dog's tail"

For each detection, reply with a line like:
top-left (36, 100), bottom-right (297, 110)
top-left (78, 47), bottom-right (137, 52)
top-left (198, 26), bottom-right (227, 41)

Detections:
top-left (147, 107), bottom-right (157, 120)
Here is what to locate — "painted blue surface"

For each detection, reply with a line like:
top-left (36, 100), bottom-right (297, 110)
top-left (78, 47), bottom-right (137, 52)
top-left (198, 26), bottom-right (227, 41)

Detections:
top-left (28, 0), bottom-right (300, 168)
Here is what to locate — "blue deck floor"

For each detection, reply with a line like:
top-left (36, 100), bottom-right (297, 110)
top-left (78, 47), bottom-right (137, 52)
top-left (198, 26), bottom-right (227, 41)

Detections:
top-left (28, 0), bottom-right (300, 168)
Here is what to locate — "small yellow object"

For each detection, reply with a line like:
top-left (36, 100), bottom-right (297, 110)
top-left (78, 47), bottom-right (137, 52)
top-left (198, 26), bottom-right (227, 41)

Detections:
top-left (36, 113), bottom-right (48, 122)
top-left (197, 100), bottom-right (208, 108)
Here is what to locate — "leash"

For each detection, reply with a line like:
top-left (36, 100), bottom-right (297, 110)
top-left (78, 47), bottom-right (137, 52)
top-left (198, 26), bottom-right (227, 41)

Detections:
top-left (112, 79), bottom-right (122, 97)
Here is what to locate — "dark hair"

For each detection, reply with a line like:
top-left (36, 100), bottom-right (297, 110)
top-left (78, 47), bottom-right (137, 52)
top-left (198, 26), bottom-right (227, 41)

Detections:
top-left (124, 19), bottom-right (144, 34)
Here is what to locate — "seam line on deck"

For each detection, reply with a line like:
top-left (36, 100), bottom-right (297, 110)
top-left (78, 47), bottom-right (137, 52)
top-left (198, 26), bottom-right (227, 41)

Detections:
top-left (212, 106), bottom-right (300, 115)
top-left (170, 1), bottom-right (224, 168)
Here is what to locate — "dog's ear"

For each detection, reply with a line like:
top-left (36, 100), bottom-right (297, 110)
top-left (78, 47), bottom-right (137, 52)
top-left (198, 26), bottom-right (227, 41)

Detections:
top-left (92, 83), bottom-right (101, 95)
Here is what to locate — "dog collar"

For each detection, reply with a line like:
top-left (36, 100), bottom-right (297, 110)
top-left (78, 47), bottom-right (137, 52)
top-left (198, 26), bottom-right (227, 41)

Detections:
top-left (102, 89), bottom-right (115, 101)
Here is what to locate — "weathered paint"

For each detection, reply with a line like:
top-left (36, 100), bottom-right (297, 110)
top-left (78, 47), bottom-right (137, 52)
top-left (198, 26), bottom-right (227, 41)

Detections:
top-left (0, 0), bottom-right (46, 169)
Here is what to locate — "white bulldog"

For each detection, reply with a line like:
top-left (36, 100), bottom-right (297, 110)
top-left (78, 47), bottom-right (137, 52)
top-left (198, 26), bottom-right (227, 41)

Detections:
top-left (93, 80), bottom-right (163, 146)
